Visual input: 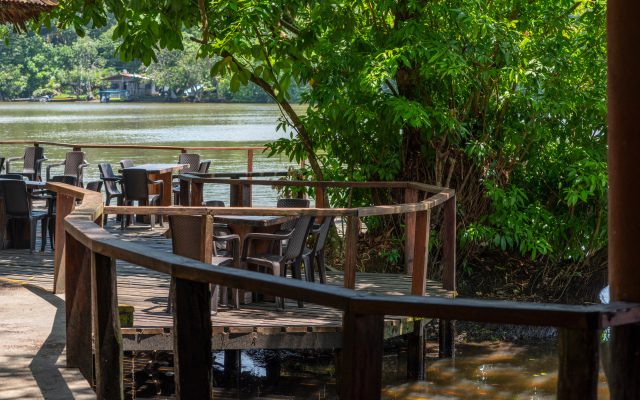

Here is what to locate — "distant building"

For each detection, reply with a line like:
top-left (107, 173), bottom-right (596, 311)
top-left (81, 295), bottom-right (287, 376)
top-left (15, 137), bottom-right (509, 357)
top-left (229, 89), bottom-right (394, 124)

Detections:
top-left (100, 73), bottom-right (158, 96)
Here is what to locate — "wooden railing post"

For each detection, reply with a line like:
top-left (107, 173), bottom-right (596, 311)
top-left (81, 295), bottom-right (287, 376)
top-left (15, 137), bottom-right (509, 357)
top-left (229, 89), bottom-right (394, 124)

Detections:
top-left (179, 179), bottom-right (190, 206)
top-left (344, 216), bottom-right (358, 289)
top-left (65, 230), bottom-right (93, 381)
top-left (557, 328), bottom-right (600, 400)
top-left (190, 182), bottom-right (204, 206)
top-left (404, 188), bottom-right (418, 275)
top-left (53, 194), bottom-right (76, 293)
top-left (92, 251), bottom-right (123, 399)
top-left (408, 209), bottom-right (430, 379)
top-left (609, 324), bottom-right (640, 399)
top-left (247, 150), bottom-right (253, 205)
top-left (341, 312), bottom-right (384, 399)
top-left (172, 277), bottom-right (213, 400)
top-left (439, 195), bottom-right (456, 358)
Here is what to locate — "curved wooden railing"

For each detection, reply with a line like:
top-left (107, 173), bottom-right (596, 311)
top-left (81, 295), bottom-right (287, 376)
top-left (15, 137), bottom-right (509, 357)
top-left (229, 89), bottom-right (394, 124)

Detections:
top-left (48, 181), bottom-right (640, 400)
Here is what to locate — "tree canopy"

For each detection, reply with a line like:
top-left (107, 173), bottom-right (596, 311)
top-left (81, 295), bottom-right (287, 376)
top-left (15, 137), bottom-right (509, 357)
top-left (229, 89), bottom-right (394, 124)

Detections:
top-left (33, 0), bottom-right (607, 288)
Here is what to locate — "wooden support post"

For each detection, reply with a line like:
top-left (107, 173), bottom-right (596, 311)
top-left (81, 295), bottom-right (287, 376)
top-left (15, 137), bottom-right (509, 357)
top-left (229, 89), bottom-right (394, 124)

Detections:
top-left (172, 277), bottom-right (212, 400)
top-left (179, 179), bottom-right (189, 206)
top-left (557, 328), bottom-right (600, 400)
top-left (53, 194), bottom-right (75, 294)
top-left (344, 216), bottom-right (358, 289)
top-left (411, 210), bottom-right (430, 296)
top-left (609, 324), bottom-right (640, 399)
top-left (341, 312), bottom-right (384, 399)
top-left (439, 196), bottom-right (456, 358)
top-left (224, 349), bottom-right (241, 378)
top-left (334, 348), bottom-right (343, 396)
top-left (65, 231), bottom-right (93, 381)
top-left (247, 150), bottom-right (253, 205)
top-left (92, 252), bottom-right (124, 399)
top-left (315, 187), bottom-right (324, 224)
top-left (404, 188), bottom-right (418, 275)
top-left (608, 2), bottom-right (640, 398)
top-left (190, 182), bottom-right (204, 206)
top-left (265, 351), bottom-right (280, 383)
top-left (407, 319), bottom-right (425, 380)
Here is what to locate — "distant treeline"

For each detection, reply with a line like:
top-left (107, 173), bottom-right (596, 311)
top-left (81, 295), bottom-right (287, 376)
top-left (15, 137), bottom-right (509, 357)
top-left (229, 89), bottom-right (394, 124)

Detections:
top-left (0, 19), bottom-right (308, 102)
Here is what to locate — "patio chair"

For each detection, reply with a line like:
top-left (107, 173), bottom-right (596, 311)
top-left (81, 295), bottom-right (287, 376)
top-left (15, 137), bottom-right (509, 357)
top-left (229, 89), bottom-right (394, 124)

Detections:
top-left (241, 215), bottom-right (315, 311)
top-left (120, 159), bottom-right (135, 169)
top-left (0, 157), bottom-right (4, 173)
top-left (199, 161), bottom-right (211, 173)
top-left (172, 153), bottom-right (201, 205)
top-left (98, 163), bottom-right (124, 225)
top-left (269, 198), bottom-right (311, 254)
top-left (85, 181), bottom-right (103, 192)
top-left (166, 215), bottom-right (241, 314)
top-left (34, 175), bottom-right (77, 251)
top-left (0, 180), bottom-right (49, 252)
top-left (203, 200), bottom-right (231, 256)
top-left (0, 174), bottom-right (24, 180)
top-left (45, 151), bottom-right (90, 187)
top-left (302, 216), bottom-right (335, 284)
top-left (121, 168), bottom-right (164, 230)
top-left (6, 146), bottom-right (47, 181)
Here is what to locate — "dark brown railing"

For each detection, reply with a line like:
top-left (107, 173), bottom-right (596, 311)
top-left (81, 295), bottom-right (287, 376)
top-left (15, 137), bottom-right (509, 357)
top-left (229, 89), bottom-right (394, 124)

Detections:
top-left (48, 181), bottom-right (640, 400)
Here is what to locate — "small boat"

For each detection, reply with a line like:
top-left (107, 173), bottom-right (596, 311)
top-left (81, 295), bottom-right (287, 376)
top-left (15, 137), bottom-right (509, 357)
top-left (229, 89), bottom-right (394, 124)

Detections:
top-left (48, 96), bottom-right (77, 102)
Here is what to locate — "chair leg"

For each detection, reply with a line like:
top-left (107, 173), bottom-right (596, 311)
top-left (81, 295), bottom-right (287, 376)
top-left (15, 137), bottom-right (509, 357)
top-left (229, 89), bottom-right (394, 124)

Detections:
top-left (166, 278), bottom-right (173, 314)
top-left (303, 254), bottom-right (314, 283)
top-left (211, 284), bottom-right (219, 316)
top-left (293, 259), bottom-right (304, 308)
top-left (48, 217), bottom-right (55, 250)
top-left (40, 217), bottom-right (48, 252)
top-left (29, 218), bottom-right (37, 253)
top-left (0, 218), bottom-right (9, 250)
top-left (273, 263), bottom-right (284, 311)
top-left (318, 252), bottom-right (327, 284)
top-left (219, 286), bottom-right (228, 307)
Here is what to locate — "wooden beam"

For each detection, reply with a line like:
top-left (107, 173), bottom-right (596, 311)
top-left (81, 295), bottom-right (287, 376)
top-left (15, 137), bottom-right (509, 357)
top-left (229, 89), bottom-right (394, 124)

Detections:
top-left (404, 188), bottom-right (418, 275)
top-left (53, 194), bottom-right (75, 293)
top-left (65, 231), bottom-right (93, 381)
top-left (440, 196), bottom-right (456, 358)
top-left (557, 328), bottom-right (600, 400)
top-left (179, 179), bottom-right (189, 206)
top-left (92, 252), bottom-right (124, 399)
top-left (341, 312), bottom-right (384, 399)
top-left (609, 324), bottom-right (640, 399)
top-left (172, 277), bottom-right (213, 400)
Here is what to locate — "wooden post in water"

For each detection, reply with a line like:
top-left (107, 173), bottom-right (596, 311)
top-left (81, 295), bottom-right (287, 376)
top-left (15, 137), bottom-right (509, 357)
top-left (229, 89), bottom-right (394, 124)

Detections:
top-left (341, 312), bottom-right (384, 399)
top-left (608, 1), bottom-right (640, 398)
top-left (557, 328), bottom-right (600, 400)
top-left (53, 193), bottom-right (75, 293)
top-left (65, 231), bottom-right (93, 381)
top-left (92, 251), bottom-right (124, 399)
top-left (408, 209), bottom-right (430, 379)
top-left (439, 196), bottom-right (456, 358)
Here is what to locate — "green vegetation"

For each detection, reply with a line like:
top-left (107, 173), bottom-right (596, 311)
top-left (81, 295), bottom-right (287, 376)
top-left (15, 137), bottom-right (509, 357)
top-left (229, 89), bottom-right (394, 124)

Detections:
top-left (17, 0), bottom-right (607, 298)
top-left (0, 20), bottom-right (304, 102)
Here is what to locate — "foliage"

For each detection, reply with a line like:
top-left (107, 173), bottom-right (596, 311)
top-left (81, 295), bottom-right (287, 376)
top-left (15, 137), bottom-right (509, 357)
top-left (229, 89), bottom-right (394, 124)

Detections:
top-left (39, 0), bottom-right (607, 274)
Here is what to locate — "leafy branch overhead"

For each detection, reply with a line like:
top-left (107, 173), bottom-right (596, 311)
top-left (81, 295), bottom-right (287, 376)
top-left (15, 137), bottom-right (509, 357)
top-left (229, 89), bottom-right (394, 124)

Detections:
top-left (43, 0), bottom-right (607, 270)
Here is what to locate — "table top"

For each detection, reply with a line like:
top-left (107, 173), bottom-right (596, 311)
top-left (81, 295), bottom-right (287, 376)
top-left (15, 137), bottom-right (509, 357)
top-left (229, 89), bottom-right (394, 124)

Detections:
top-left (25, 181), bottom-right (46, 188)
top-left (119, 164), bottom-right (187, 174)
top-left (213, 215), bottom-right (293, 227)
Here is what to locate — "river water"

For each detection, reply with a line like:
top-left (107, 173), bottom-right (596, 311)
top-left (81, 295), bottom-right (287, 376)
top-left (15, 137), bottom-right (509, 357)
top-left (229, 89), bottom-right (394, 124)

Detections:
top-left (0, 102), bottom-right (611, 398)
top-left (0, 102), bottom-right (306, 206)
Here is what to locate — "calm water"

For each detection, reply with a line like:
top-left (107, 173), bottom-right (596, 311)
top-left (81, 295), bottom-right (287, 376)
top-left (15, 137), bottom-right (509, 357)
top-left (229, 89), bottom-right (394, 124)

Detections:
top-left (0, 102), bottom-right (307, 206)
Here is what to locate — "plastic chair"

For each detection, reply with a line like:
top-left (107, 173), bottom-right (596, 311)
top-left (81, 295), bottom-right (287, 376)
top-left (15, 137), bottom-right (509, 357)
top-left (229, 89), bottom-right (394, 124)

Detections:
top-left (6, 146), bottom-right (47, 181)
top-left (241, 215), bottom-right (315, 310)
top-left (270, 198), bottom-right (311, 253)
top-left (120, 159), bottom-right (135, 169)
top-left (0, 180), bottom-right (49, 252)
top-left (0, 157), bottom-right (4, 173)
top-left (0, 174), bottom-right (24, 180)
top-left (172, 153), bottom-right (201, 205)
top-left (121, 168), bottom-right (164, 230)
top-left (85, 181), bottom-right (103, 193)
top-left (302, 216), bottom-right (335, 284)
top-left (203, 200), bottom-right (231, 256)
top-left (166, 215), bottom-right (240, 314)
top-left (98, 163), bottom-right (124, 225)
top-left (34, 175), bottom-right (77, 251)
top-left (199, 161), bottom-right (211, 173)
top-left (46, 151), bottom-right (90, 187)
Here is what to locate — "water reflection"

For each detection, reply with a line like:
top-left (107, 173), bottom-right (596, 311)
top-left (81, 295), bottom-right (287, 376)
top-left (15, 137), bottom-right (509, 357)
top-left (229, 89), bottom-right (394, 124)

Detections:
top-left (123, 342), bottom-right (610, 399)
top-left (0, 103), bottom-right (307, 207)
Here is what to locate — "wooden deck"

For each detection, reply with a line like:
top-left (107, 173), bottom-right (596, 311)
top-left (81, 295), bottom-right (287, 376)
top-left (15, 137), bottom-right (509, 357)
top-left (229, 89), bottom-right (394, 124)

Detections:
top-left (0, 214), bottom-right (453, 351)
